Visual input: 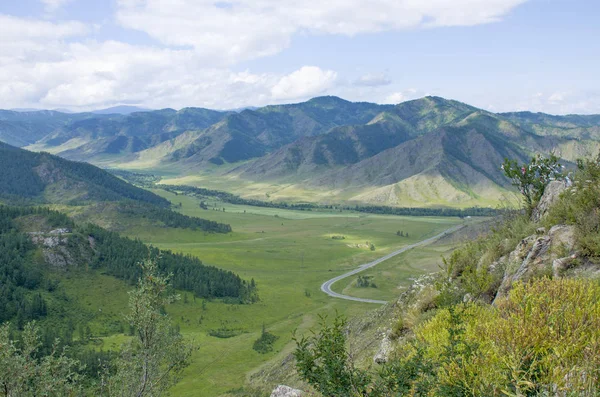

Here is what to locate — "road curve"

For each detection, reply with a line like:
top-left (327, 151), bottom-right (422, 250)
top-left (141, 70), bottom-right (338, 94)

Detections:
top-left (320, 224), bottom-right (465, 304)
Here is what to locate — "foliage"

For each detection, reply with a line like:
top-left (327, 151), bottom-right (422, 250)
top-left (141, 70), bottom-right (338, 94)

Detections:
top-left (101, 259), bottom-right (194, 397)
top-left (252, 325), bottom-right (279, 354)
top-left (414, 278), bottom-right (600, 396)
top-left (295, 280), bottom-right (600, 396)
top-left (294, 315), bottom-right (371, 397)
top-left (436, 211), bottom-right (535, 306)
top-left (82, 223), bottom-right (256, 301)
top-left (0, 321), bottom-right (83, 396)
top-left (501, 153), bottom-right (564, 213)
top-left (356, 275), bottom-right (377, 288)
top-left (545, 153), bottom-right (600, 256)
top-left (117, 203), bottom-right (232, 233)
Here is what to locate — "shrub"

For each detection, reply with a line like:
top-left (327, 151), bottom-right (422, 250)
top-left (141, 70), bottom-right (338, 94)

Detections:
top-left (501, 153), bottom-right (564, 214)
top-left (414, 278), bottom-right (600, 395)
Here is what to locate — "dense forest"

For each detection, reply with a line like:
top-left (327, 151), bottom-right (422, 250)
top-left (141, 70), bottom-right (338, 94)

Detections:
top-left (81, 223), bottom-right (253, 300)
top-left (159, 184), bottom-right (500, 217)
top-left (0, 207), bottom-right (74, 325)
top-left (0, 205), bottom-right (256, 329)
top-left (0, 142), bottom-right (169, 206)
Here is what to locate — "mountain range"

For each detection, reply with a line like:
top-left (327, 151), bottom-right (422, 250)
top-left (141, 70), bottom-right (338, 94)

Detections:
top-left (2, 96), bottom-right (600, 207)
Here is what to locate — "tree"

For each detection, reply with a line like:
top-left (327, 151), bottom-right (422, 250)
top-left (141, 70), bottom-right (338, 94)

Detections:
top-left (294, 315), bottom-right (371, 396)
top-left (501, 153), bottom-right (564, 214)
top-left (0, 322), bottom-right (82, 396)
top-left (102, 259), bottom-right (194, 397)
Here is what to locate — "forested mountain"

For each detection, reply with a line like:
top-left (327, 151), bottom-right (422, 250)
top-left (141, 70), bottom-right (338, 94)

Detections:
top-left (3, 96), bottom-right (600, 207)
top-left (0, 142), bottom-right (169, 206)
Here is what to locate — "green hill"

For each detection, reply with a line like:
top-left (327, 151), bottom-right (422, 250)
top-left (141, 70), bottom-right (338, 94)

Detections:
top-left (0, 141), bottom-right (169, 206)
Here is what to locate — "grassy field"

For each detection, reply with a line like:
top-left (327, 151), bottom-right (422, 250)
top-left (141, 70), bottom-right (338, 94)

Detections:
top-left (83, 189), bottom-right (460, 396)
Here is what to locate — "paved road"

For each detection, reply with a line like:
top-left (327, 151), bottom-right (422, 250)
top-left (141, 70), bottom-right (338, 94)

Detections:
top-left (320, 224), bottom-right (465, 304)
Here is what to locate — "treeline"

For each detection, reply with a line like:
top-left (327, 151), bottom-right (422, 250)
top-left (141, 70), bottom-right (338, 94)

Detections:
top-left (82, 223), bottom-right (255, 301)
top-left (109, 169), bottom-right (161, 188)
top-left (161, 184), bottom-right (318, 210)
top-left (351, 204), bottom-right (500, 217)
top-left (161, 184), bottom-right (500, 217)
top-left (117, 202), bottom-right (232, 233)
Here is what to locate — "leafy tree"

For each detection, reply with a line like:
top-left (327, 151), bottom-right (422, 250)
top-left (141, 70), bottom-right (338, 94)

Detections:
top-left (0, 322), bottom-right (82, 396)
top-left (102, 259), bottom-right (194, 397)
top-left (294, 315), bottom-right (371, 396)
top-left (501, 154), bottom-right (564, 214)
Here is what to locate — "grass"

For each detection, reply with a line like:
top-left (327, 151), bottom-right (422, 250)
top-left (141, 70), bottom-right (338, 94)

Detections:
top-left (39, 187), bottom-right (465, 396)
top-left (111, 189), bottom-right (463, 396)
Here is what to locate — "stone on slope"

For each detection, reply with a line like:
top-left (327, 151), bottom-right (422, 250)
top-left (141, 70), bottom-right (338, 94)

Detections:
top-left (270, 385), bottom-right (304, 397)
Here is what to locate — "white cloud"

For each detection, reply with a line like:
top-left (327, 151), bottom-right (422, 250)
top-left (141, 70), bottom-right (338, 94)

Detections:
top-left (354, 73), bottom-right (392, 87)
top-left (383, 92), bottom-right (406, 104)
top-left (115, 0), bottom-right (528, 65)
top-left (0, 0), bottom-right (546, 111)
top-left (271, 66), bottom-right (338, 101)
top-left (0, 14), bottom-right (87, 42)
top-left (505, 91), bottom-right (600, 115)
top-left (548, 92), bottom-right (565, 103)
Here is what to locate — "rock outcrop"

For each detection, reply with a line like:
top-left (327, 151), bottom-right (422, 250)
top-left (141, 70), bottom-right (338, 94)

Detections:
top-left (270, 385), bottom-right (303, 397)
top-left (494, 225), bottom-right (577, 302)
top-left (28, 230), bottom-right (93, 269)
top-left (531, 180), bottom-right (568, 222)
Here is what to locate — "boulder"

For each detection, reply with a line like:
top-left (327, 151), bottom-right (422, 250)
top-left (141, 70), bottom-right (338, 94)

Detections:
top-left (374, 334), bottom-right (392, 364)
top-left (270, 385), bottom-right (303, 397)
top-left (531, 180), bottom-right (568, 222)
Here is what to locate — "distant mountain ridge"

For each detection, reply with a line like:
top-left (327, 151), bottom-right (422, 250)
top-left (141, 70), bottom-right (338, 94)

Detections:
top-left (2, 96), bottom-right (600, 207)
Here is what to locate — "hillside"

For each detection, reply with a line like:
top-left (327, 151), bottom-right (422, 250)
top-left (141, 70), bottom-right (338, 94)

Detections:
top-left (0, 205), bottom-right (255, 347)
top-left (3, 96), bottom-right (600, 207)
top-left (253, 155), bottom-right (600, 396)
top-left (0, 142), bottom-right (169, 206)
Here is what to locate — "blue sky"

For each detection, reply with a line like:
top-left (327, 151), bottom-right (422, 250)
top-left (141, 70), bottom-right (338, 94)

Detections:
top-left (0, 0), bottom-right (598, 113)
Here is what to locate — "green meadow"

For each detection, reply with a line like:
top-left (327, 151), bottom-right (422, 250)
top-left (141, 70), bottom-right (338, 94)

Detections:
top-left (70, 189), bottom-right (464, 396)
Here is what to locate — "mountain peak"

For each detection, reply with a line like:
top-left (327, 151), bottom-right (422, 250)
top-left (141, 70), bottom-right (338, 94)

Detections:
top-left (306, 96), bottom-right (351, 106)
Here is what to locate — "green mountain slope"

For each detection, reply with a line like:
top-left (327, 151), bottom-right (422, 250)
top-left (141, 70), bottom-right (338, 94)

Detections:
top-left (155, 96), bottom-right (391, 166)
top-left (22, 107), bottom-right (230, 161)
top-left (0, 142), bottom-right (169, 206)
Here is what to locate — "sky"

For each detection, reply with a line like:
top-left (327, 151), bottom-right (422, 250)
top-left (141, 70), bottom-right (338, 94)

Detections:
top-left (0, 0), bottom-right (599, 114)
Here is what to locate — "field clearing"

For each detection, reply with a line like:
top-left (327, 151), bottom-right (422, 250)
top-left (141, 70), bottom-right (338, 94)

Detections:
top-left (88, 188), bottom-right (464, 396)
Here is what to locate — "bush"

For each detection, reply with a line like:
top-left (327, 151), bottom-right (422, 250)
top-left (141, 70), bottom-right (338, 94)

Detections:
top-left (414, 278), bottom-right (600, 395)
top-left (294, 315), bottom-right (371, 396)
top-left (252, 325), bottom-right (279, 354)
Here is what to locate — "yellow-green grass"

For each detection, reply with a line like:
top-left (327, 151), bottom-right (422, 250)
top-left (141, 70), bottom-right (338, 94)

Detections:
top-left (157, 172), bottom-right (508, 209)
top-left (109, 189), bottom-right (463, 396)
top-left (337, 242), bottom-right (457, 301)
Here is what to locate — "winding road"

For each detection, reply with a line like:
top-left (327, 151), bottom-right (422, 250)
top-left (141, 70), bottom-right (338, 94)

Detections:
top-left (320, 224), bottom-right (465, 304)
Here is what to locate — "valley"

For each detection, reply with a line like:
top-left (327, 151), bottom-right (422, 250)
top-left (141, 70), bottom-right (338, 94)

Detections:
top-left (1, 95), bottom-right (599, 395)
top-left (126, 190), bottom-right (465, 395)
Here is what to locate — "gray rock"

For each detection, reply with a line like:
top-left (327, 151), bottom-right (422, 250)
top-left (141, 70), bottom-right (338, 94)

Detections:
top-left (531, 180), bottom-right (568, 222)
top-left (374, 334), bottom-right (392, 364)
top-left (494, 225), bottom-right (577, 302)
top-left (270, 385), bottom-right (303, 397)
